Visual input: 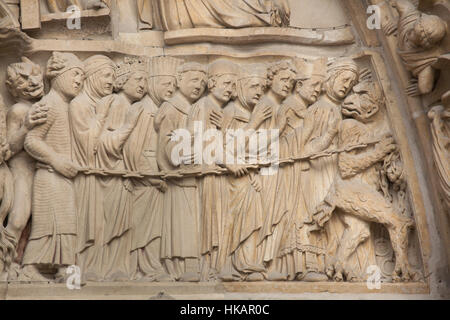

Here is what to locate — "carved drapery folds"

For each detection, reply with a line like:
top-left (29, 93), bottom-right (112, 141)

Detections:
top-left (137, 0), bottom-right (290, 31)
top-left (0, 50), bottom-right (425, 284)
top-left (0, 0), bottom-right (445, 296)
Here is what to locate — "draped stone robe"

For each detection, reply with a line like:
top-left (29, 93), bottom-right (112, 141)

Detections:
top-left (254, 95), bottom-right (288, 266)
top-left (300, 94), bottom-right (343, 269)
top-left (95, 93), bottom-right (135, 279)
top-left (153, 0), bottom-right (290, 31)
top-left (222, 99), bottom-right (265, 277)
top-left (70, 92), bottom-right (107, 278)
top-left (187, 95), bottom-right (229, 275)
top-left (23, 90), bottom-right (77, 266)
top-left (278, 94), bottom-right (326, 279)
top-left (154, 92), bottom-right (200, 261)
top-left (123, 94), bottom-right (167, 280)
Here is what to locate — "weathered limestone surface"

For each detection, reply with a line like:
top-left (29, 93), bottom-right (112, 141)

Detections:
top-left (0, 0), bottom-right (448, 300)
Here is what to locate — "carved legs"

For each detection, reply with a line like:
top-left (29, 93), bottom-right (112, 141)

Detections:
top-left (316, 179), bottom-right (417, 281)
top-left (332, 216), bottom-right (371, 282)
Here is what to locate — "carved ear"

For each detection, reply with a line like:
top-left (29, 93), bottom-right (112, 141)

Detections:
top-left (208, 78), bottom-right (216, 90)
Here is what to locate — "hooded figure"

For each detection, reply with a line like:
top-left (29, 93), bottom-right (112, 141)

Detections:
top-left (125, 56), bottom-right (182, 282)
top-left (69, 54), bottom-right (117, 281)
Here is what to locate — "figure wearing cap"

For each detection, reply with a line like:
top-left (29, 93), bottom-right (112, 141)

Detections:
top-left (125, 56), bottom-right (182, 282)
top-left (0, 57), bottom-right (50, 276)
top-left (296, 57), bottom-right (359, 282)
top-left (21, 52), bottom-right (84, 281)
top-left (185, 59), bottom-right (239, 281)
top-left (94, 57), bottom-right (148, 281)
top-left (220, 63), bottom-right (270, 282)
top-left (154, 62), bottom-right (207, 282)
top-left (69, 54), bottom-right (116, 281)
top-left (277, 58), bottom-right (330, 281)
top-left (389, 0), bottom-right (447, 95)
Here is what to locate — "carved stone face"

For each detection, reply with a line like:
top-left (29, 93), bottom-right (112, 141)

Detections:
top-left (342, 87), bottom-right (380, 123)
top-left (410, 15), bottom-right (447, 49)
top-left (153, 75), bottom-right (177, 102)
top-left (271, 69), bottom-right (295, 98)
top-left (178, 71), bottom-right (207, 103)
top-left (96, 66), bottom-right (115, 97)
top-left (54, 67), bottom-right (85, 99)
top-left (10, 63), bottom-right (44, 101)
top-left (241, 77), bottom-right (266, 108)
top-left (123, 71), bottom-right (146, 102)
top-left (331, 70), bottom-right (357, 100)
top-left (210, 74), bottom-right (237, 104)
top-left (297, 76), bottom-right (323, 105)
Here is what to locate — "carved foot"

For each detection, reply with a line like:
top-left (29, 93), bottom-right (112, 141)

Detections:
top-left (138, 272), bottom-right (175, 282)
top-left (7, 262), bottom-right (21, 281)
top-left (85, 0), bottom-right (108, 10)
top-left (82, 271), bottom-right (102, 282)
top-left (106, 271), bottom-right (130, 282)
top-left (392, 262), bottom-right (420, 282)
top-left (218, 271), bottom-right (240, 282)
top-left (179, 272), bottom-right (200, 282)
top-left (265, 271), bottom-right (287, 281)
top-left (0, 228), bottom-right (18, 272)
top-left (18, 265), bottom-right (50, 282)
top-left (246, 272), bottom-right (264, 282)
top-left (301, 272), bottom-right (329, 282)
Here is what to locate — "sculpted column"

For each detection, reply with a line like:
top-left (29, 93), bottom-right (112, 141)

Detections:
top-left (22, 52), bottom-right (84, 281)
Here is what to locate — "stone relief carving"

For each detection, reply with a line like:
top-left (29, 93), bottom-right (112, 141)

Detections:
top-left (382, 0), bottom-right (448, 96)
top-left (429, 90), bottom-right (450, 211)
top-left (0, 51), bottom-right (426, 285)
top-left (138, 0), bottom-right (290, 31)
top-left (46, 0), bottom-right (108, 13)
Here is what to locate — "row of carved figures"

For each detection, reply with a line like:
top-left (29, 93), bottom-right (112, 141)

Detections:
top-left (0, 52), bottom-right (421, 283)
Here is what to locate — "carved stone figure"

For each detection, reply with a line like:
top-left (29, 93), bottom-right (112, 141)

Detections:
top-left (279, 58), bottom-right (329, 281)
top-left (95, 57), bottom-right (146, 281)
top-left (221, 64), bottom-right (270, 282)
top-left (186, 59), bottom-right (239, 281)
top-left (257, 60), bottom-right (296, 281)
top-left (314, 80), bottom-right (418, 282)
top-left (300, 58), bottom-right (360, 280)
top-left (154, 62), bottom-right (207, 282)
top-left (429, 90), bottom-right (450, 211)
top-left (0, 57), bottom-right (48, 279)
top-left (0, 93), bottom-right (14, 280)
top-left (143, 0), bottom-right (290, 31)
top-left (388, 0), bottom-right (447, 96)
top-left (21, 52), bottom-right (84, 281)
top-left (126, 56), bottom-right (181, 282)
top-left (46, 0), bottom-right (108, 13)
top-left (69, 54), bottom-right (116, 281)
